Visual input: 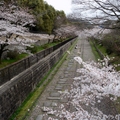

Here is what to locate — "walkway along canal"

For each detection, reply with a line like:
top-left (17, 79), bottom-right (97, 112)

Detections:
top-left (26, 34), bottom-right (118, 120)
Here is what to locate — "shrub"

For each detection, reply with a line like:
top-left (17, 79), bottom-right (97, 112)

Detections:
top-left (7, 49), bottom-right (19, 59)
top-left (41, 44), bottom-right (49, 49)
top-left (102, 31), bottom-right (120, 55)
top-left (26, 45), bottom-right (38, 53)
top-left (106, 48), bottom-right (112, 55)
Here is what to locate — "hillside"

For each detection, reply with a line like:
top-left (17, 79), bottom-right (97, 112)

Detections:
top-left (0, 0), bottom-right (67, 36)
top-left (0, 0), bottom-right (77, 62)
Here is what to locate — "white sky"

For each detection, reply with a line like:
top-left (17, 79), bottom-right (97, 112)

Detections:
top-left (44, 0), bottom-right (72, 14)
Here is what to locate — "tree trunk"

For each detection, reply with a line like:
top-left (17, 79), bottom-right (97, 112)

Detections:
top-left (53, 34), bottom-right (57, 42)
top-left (0, 53), bottom-right (2, 64)
top-left (0, 44), bottom-right (8, 63)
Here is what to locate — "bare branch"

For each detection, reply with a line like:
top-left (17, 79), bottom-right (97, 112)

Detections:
top-left (71, 0), bottom-right (120, 29)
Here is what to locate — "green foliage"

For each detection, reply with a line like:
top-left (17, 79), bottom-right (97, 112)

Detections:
top-left (26, 45), bottom-right (38, 53)
top-left (0, 53), bottom-right (28, 68)
top-left (89, 40), bottom-right (100, 61)
top-left (54, 10), bottom-right (67, 29)
top-left (102, 31), bottom-right (120, 55)
top-left (14, 0), bottom-right (67, 34)
top-left (7, 49), bottom-right (19, 59)
top-left (0, 41), bottom-right (60, 68)
top-left (90, 31), bottom-right (120, 71)
top-left (102, 35), bottom-right (113, 54)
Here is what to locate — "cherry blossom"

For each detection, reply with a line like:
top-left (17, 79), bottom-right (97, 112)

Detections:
top-left (43, 56), bottom-right (120, 120)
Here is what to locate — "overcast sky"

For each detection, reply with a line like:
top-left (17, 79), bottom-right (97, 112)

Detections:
top-left (44, 0), bottom-right (98, 18)
top-left (44, 0), bottom-right (72, 14)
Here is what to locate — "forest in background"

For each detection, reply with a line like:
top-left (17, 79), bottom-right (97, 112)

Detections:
top-left (1, 0), bottom-right (67, 34)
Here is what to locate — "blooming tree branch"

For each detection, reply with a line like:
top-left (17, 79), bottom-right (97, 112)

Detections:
top-left (41, 56), bottom-right (120, 120)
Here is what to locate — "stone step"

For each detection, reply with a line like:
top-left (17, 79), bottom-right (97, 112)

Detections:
top-left (47, 97), bottom-right (61, 100)
top-left (50, 92), bottom-right (60, 97)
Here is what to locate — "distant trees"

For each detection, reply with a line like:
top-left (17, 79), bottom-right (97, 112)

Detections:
top-left (0, 0), bottom-right (69, 63)
top-left (101, 30), bottom-right (120, 55)
top-left (67, 15), bottom-right (94, 30)
top-left (16, 0), bottom-right (67, 34)
top-left (52, 25), bottom-right (77, 42)
top-left (72, 0), bottom-right (120, 57)
top-left (72, 0), bottom-right (120, 28)
top-left (1, 0), bottom-right (69, 35)
top-left (2, 0), bottom-right (67, 34)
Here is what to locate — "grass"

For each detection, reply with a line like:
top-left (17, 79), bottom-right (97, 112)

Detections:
top-left (10, 38), bottom-right (78, 120)
top-left (0, 41), bottom-right (61, 69)
top-left (0, 53), bottom-right (28, 68)
top-left (37, 42), bottom-right (60, 51)
top-left (89, 41), bottom-right (101, 61)
top-left (90, 40), bottom-right (120, 71)
top-left (97, 45), bottom-right (120, 71)
top-left (96, 44), bottom-right (108, 56)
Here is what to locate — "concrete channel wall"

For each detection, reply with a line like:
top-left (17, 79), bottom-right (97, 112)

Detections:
top-left (0, 37), bottom-right (77, 86)
top-left (0, 37), bottom-right (77, 120)
top-left (92, 41), bottom-right (104, 59)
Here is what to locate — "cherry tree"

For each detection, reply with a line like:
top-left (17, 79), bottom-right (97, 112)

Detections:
top-left (40, 56), bottom-right (120, 120)
top-left (0, 1), bottom-right (37, 62)
top-left (53, 25), bottom-right (77, 42)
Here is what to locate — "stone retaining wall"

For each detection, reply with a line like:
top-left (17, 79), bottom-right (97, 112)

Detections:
top-left (0, 37), bottom-right (76, 120)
